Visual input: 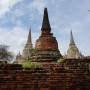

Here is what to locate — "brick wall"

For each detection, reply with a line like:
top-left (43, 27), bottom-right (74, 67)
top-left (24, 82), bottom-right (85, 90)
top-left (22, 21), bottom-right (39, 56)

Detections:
top-left (0, 61), bottom-right (90, 90)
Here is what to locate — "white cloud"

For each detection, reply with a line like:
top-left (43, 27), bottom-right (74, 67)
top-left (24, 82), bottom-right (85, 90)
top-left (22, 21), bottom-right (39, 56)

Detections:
top-left (0, 0), bottom-right (23, 18)
top-left (0, 26), bottom-right (27, 55)
top-left (58, 21), bottom-right (84, 35)
top-left (32, 0), bottom-right (46, 14)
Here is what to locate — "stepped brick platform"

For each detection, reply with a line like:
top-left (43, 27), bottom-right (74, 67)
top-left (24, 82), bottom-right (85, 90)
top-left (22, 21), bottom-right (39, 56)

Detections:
top-left (0, 59), bottom-right (90, 90)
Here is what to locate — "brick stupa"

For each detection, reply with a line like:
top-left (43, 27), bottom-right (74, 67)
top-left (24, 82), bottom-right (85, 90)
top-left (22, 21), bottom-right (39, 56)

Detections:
top-left (32, 8), bottom-right (62, 62)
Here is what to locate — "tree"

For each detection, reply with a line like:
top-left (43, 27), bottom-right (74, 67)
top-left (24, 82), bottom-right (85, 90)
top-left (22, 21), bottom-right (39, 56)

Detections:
top-left (0, 45), bottom-right (13, 63)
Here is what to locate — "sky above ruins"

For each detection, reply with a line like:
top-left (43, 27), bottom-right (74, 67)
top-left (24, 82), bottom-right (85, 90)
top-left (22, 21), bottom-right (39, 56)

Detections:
top-left (0, 0), bottom-right (90, 56)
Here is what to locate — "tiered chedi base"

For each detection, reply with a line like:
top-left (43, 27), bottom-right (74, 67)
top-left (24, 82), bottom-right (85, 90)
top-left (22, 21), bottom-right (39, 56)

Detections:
top-left (31, 49), bottom-right (61, 62)
top-left (32, 33), bottom-right (62, 62)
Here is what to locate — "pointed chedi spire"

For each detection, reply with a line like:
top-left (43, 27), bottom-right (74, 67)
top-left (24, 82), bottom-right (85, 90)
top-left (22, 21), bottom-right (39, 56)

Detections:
top-left (41, 8), bottom-right (51, 32)
top-left (18, 51), bottom-right (21, 56)
top-left (16, 28), bottom-right (33, 64)
top-left (27, 28), bottom-right (32, 43)
top-left (65, 30), bottom-right (83, 59)
top-left (70, 30), bottom-right (75, 45)
top-left (26, 28), bottom-right (32, 49)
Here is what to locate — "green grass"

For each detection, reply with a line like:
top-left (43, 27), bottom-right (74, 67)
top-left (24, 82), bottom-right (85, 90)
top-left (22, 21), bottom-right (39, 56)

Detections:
top-left (57, 58), bottom-right (65, 64)
top-left (22, 61), bottom-right (42, 69)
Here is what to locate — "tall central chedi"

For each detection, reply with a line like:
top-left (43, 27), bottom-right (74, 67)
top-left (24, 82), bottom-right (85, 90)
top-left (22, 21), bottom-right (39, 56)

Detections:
top-left (33, 8), bottom-right (61, 62)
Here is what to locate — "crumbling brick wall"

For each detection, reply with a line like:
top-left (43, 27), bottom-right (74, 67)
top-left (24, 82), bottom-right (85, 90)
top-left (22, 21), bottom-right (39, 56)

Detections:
top-left (0, 61), bottom-right (90, 90)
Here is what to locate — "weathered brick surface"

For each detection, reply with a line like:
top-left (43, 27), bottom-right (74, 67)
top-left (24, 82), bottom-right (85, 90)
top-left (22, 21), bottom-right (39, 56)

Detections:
top-left (0, 60), bottom-right (90, 90)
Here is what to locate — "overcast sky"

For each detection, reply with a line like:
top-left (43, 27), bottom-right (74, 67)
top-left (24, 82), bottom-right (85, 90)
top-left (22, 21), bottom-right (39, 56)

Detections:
top-left (0, 0), bottom-right (90, 56)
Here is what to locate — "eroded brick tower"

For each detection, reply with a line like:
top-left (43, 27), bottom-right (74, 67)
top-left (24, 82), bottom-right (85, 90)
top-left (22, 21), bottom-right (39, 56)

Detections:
top-left (32, 8), bottom-right (61, 62)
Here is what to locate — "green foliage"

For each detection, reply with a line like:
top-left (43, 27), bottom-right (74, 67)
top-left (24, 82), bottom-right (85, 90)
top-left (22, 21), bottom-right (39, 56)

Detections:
top-left (31, 48), bottom-right (38, 55)
top-left (22, 61), bottom-right (42, 69)
top-left (52, 50), bottom-right (62, 60)
top-left (0, 45), bottom-right (13, 63)
top-left (57, 58), bottom-right (65, 64)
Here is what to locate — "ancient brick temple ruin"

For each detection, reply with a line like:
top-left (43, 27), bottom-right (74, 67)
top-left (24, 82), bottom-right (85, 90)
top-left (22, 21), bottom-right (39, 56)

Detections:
top-left (32, 8), bottom-right (61, 62)
top-left (0, 8), bottom-right (90, 90)
top-left (16, 29), bottom-right (33, 64)
top-left (64, 30), bottom-right (83, 59)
